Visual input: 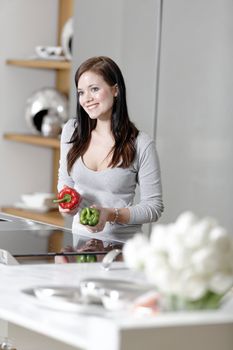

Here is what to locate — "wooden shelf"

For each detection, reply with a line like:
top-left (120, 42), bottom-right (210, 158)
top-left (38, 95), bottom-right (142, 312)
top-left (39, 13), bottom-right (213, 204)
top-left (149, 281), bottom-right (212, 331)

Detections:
top-left (2, 0), bottom-right (74, 228)
top-left (6, 59), bottom-right (71, 70)
top-left (1, 207), bottom-right (64, 227)
top-left (4, 133), bottom-right (60, 149)
top-left (4, 133), bottom-right (60, 194)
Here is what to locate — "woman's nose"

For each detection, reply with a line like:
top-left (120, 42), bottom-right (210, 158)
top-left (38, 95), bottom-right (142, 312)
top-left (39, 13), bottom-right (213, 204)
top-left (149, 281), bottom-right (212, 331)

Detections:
top-left (85, 93), bottom-right (93, 102)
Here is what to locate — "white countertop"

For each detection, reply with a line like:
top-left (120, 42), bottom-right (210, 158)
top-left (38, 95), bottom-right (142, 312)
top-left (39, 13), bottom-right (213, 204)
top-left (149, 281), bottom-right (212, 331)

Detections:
top-left (0, 262), bottom-right (233, 350)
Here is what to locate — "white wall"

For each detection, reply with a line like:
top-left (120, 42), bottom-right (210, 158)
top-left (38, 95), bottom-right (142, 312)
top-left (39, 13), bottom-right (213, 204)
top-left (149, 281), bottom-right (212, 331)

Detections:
top-left (0, 0), bottom-right (58, 205)
top-left (157, 0), bottom-right (233, 231)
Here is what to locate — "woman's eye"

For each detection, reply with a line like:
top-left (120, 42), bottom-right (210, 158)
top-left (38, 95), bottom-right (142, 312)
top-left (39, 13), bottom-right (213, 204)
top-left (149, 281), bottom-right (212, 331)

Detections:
top-left (77, 91), bottom-right (83, 97)
top-left (91, 87), bottom-right (99, 92)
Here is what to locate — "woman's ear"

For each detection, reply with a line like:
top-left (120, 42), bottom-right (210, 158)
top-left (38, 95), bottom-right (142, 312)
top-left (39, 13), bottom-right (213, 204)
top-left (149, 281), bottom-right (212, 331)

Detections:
top-left (113, 84), bottom-right (118, 97)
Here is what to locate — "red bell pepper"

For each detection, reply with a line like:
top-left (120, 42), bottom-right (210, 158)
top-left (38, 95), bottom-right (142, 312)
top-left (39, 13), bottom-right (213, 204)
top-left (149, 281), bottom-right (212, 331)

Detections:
top-left (53, 187), bottom-right (81, 210)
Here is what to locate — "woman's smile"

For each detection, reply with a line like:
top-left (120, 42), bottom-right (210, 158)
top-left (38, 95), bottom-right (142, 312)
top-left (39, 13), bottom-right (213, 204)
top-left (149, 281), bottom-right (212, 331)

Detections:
top-left (86, 103), bottom-right (99, 110)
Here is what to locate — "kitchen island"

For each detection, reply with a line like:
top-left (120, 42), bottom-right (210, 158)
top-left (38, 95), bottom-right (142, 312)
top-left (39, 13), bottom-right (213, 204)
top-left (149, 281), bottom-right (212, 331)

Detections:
top-left (0, 213), bottom-right (233, 350)
top-left (0, 262), bottom-right (233, 350)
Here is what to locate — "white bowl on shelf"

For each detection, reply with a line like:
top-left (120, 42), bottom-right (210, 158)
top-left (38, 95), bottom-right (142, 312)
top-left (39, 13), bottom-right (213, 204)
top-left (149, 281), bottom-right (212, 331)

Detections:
top-left (15, 192), bottom-right (57, 212)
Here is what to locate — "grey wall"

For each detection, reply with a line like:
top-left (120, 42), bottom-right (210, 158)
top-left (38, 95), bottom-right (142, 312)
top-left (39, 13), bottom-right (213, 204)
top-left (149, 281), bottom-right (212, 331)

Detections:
top-left (70, 0), bottom-right (162, 234)
top-left (157, 0), bottom-right (233, 232)
top-left (72, 0), bottom-right (233, 233)
top-left (1, 0), bottom-right (232, 234)
top-left (0, 0), bottom-right (58, 205)
top-left (70, 0), bottom-right (162, 138)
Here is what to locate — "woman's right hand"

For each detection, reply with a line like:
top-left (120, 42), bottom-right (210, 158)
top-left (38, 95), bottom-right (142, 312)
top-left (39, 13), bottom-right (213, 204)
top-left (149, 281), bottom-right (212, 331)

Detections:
top-left (57, 185), bottom-right (80, 216)
top-left (58, 205), bottom-right (79, 216)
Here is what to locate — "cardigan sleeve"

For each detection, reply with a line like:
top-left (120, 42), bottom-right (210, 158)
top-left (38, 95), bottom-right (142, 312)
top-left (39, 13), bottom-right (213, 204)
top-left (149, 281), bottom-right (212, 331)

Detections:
top-left (57, 119), bottom-right (76, 191)
top-left (128, 136), bottom-right (164, 224)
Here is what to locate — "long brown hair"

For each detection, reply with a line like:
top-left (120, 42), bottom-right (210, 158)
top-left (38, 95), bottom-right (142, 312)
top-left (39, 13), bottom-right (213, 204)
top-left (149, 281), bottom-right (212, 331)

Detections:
top-left (67, 56), bottom-right (139, 174)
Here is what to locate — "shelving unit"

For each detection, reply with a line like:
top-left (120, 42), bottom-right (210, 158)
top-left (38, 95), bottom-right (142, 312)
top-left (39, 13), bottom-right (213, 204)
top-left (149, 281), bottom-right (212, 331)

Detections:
top-left (6, 59), bottom-right (70, 70)
top-left (6, 58), bottom-right (71, 96)
top-left (3, 133), bottom-right (60, 148)
top-left (1, 0), bottom-right (74, 227)
top-left (3, 133), bottom-right (60, 196)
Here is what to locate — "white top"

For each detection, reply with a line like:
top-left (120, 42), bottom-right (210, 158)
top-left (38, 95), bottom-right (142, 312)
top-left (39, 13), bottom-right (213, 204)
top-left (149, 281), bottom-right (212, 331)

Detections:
top-left (58, 119), bottom-right (164, 243)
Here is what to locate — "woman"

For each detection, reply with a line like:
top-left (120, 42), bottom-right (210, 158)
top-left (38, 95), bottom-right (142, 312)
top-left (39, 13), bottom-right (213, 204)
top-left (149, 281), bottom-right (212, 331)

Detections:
top-left (58, 56), bottom-right (164, 248)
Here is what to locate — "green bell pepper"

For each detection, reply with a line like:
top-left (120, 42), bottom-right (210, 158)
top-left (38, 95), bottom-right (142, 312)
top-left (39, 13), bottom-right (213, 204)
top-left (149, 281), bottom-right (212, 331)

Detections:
top-left (86, 255), bottom-right (97, 263)
top-left (76, 254), bottom-right (97, 263)
top-left (80, 207), bottom-right (100, 226)
top-left (76, 255), bottom-right (86, 263)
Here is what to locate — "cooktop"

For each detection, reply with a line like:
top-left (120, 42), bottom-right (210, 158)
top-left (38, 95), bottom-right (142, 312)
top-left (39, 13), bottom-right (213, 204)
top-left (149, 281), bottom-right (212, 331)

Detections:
top-left (0, 212), bottom-right (121, 265)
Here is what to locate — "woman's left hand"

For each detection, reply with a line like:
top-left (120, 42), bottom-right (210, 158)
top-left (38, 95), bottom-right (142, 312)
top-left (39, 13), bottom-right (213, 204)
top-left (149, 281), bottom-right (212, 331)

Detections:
top-left (84, 205), bottom-right (111, 233)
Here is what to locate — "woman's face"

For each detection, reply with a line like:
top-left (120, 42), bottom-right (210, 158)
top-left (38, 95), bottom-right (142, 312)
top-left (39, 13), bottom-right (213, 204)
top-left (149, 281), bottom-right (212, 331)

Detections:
top-left (77, 71), bottom-right (117, 120)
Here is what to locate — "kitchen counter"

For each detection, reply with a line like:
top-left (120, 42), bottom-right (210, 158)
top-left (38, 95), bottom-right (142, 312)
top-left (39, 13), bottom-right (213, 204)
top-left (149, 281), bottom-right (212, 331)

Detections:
top-left (0, 262), bottom-right (233, 350)
top-left (0, 212), bottom-right (233, 350)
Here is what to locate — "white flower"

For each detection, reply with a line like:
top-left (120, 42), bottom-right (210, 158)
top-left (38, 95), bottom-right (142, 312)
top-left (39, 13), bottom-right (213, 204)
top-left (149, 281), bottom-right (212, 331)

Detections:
top-left (209, 272), bottom-right (233, 294)
top-left (174, 211), bottom-right (198, 235)
top-left (191, 247), bottom-right (222, 274)
top-left (209, 226), bottom-right (232, 254)
top-left (123, 211), bottom-right (233, 303)
top-left (122, 234), bottom-right (149, 270)
top-left (184, 217), bottom-right (215, 249)
top-left (150, 224), bottom-right (171, 252)
top-left (144, 258), bottom-right (179, 294)
top-left (178, 271), bottom-right (209, 300)
top-left (168, 244), bottom-right (190, 270)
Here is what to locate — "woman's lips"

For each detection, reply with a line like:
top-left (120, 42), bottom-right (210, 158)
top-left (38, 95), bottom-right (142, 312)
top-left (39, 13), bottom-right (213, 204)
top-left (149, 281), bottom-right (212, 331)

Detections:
top-left (86, 103), bottom-right (98, 110)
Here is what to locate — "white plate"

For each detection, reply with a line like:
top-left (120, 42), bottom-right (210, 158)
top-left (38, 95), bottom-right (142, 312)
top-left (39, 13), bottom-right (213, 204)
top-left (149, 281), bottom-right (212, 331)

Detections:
top-left (14, 202), bottom-right (52, 213)
top-left (30, 55), bottom-right (67, 61)
top-left (34, 46), bottom-right (66, 60)
top-left (21, 193), bottom-right (56, 207)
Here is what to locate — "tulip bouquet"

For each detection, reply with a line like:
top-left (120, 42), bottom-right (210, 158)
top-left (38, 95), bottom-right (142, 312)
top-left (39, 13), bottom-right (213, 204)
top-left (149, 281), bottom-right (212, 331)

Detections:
top-left (123, 211), bottom-right (233, 311)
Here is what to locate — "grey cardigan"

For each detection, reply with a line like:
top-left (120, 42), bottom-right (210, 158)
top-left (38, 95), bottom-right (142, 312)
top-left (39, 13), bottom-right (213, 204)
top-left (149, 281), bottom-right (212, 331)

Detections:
top-left (58, 119), bottom-right (164, 243)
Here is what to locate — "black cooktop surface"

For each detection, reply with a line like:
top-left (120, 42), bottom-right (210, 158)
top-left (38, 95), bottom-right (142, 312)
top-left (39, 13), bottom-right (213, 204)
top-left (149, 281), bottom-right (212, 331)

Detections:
top-left (0, 212), bottom-right (122, 264)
